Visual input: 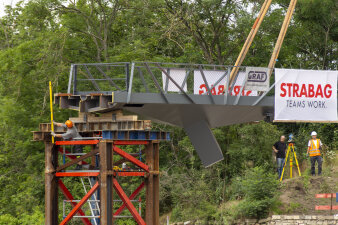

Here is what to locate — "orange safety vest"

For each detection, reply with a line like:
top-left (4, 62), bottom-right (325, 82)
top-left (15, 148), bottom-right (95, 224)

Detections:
top-left (309, 139), bottom-right (321, 157)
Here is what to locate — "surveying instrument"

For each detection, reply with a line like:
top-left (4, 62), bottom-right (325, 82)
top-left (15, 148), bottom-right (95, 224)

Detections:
top-left (280, 134), bottom-right (301, 181)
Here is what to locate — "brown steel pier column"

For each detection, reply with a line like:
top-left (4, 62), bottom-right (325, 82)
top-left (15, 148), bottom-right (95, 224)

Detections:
top-left (45, 142), bottom-right (58, 225)
top-left (100, 140), bottom-right (113, 225)
top-left (145, 141), bottom-right (160, 225)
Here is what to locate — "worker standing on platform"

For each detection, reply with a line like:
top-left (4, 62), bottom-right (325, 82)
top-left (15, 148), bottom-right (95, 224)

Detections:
top-left (307, 131), bottom-right (323, 176)
top-left (51, 120), bottom-right (83, 169)
top-left (273, 135), bottom-right (287, 179)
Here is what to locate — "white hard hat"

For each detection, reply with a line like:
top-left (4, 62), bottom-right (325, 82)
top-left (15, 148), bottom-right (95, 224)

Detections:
top-left (311, 131), bottom-right (317, 136)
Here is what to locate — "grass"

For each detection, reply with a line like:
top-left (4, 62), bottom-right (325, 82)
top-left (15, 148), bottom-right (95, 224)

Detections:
top-left (285, 202), bottom-right (302, 214)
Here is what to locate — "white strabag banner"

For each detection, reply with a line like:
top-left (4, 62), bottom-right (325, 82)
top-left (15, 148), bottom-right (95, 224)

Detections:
top-left (162, 69), bottom-right (187, 92)
top-left (275, 69), bottom-right (337, 121)
top-left (194, 70), bottom-right (257, 96)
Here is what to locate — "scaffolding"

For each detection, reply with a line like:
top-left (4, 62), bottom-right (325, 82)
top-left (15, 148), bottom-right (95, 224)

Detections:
top-left (37, 125), bottom-right (167, 224)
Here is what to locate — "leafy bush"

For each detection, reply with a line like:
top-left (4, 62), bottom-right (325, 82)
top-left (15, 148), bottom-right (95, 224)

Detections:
top-left (0, 214), bottom-right (19, 225)
top-left (232, 167), bottom-right (280, 219)
top-left (0, 207), bottom-right (43, 225)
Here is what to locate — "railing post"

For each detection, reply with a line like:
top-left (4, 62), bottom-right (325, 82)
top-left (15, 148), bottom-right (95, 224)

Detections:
top-left (73, 65), bottom-right (77, 95)
top-left (125, 63), bottom-right (130, 91)
top-left (127, 62), bottom-right (135, 103)
top-left (68, 65), bottom-right (73, 94)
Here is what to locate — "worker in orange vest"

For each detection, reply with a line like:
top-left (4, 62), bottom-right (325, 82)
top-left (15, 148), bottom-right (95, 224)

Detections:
top-left (307, 131), bottom-right (323, 176)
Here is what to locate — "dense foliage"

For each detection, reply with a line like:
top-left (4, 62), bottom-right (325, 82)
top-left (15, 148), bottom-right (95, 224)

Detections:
top-left (0, 0), bottom-right (337, 224)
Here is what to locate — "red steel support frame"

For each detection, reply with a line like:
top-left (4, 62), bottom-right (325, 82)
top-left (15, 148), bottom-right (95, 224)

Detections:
top-left (145, 141), bottom-right (160, 225)
top-left (60, 182), bottom-right (99, 225)
top-left (45, 142), bottom-right (59, 225)
top-left (114, 182), bottom-right (145, 216)
top-left (113, 145), bottom-right (149, 172)
top-left (113, 178), bottom-right (146, 225)
top-left (57, 148), bottom-right (89, 165)
top-left (58, 180), bottom-right (92, 225)
top-left (45, 139), bottom-right (160, 225)
top-left (100, 140), bottom-right (114, 225)
top-left (55, 140), bottom-right (100, 145)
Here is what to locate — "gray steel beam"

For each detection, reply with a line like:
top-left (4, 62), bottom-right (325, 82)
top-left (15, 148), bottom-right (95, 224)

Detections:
top-left (224, 67), bottom-right (230, 104)
top-left (144, 63), bottom-right (169, 104)
top-left (252, 82), bottom-right (276, 106)
top-left (184, 120), bottom-right (224, 167)
top-left (179, 70), bottom-right (190, 94)
top-left (83, 65), bottom-right (101, 91)
top-left (137, 67), bottom-right (149, 92)
top-left (73, 65), bottom-right (77, 95)
top-left (234, 70), bottom-right (248, 105)
top-left (95, 66), bottom-right (122, 91)
top-left (199, 66), bottom-right (215, 104)
top-left (113, 92), bottom-right (274, 106)
top-left (157, 63), bottom-right (195, 104)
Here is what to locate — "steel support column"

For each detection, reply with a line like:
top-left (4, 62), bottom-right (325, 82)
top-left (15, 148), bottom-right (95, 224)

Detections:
top-left (45, 142), bottom-right (58, 225)
top-left (100, 140), bottom-right (113, 225)
top-left (145, 141), bottom-right (160, 225)
top-left (153, 142), bottom-right (160, 225)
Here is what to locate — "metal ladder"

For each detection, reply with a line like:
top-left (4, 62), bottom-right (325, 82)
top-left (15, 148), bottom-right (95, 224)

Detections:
top-left (80, 177), bottom-right (100, 225)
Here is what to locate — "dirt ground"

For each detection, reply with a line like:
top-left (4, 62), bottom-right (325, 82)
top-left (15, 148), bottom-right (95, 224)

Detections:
top-left (278, 155), bottom-right (338, 215)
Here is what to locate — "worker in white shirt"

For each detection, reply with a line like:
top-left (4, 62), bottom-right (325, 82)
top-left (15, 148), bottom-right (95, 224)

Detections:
top-left (307, 131), bottom-right (323, 176)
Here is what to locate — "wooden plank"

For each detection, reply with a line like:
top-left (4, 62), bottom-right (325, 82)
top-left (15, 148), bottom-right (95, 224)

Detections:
top-left (55, 93), bottom-right (73, 97)
top-left (268, 0), bottom-right (297, 77)
top-left (229, 0), bottom-right (272, 85)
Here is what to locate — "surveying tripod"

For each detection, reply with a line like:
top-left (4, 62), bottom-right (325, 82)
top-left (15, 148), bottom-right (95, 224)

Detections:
top-left (280, 142), bottom-right (301, 181)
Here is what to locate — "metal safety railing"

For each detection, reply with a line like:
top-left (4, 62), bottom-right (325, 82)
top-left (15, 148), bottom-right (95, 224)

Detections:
top-left (67, 61), bottom-right (275, 105)
top-left (67, 62), bottom-right (130, 94)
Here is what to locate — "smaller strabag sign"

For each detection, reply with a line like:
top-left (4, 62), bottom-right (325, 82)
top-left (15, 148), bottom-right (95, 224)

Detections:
top-left (194, 70), bottom-right (257, 96)
top-left (244, 67), bottom-right (270, 91)
top-left (275, 69), bottom-right (337, 121)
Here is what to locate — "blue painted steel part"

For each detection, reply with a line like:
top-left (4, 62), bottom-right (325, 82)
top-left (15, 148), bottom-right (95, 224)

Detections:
top-left (102, 130), bottom-right (170, 141)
